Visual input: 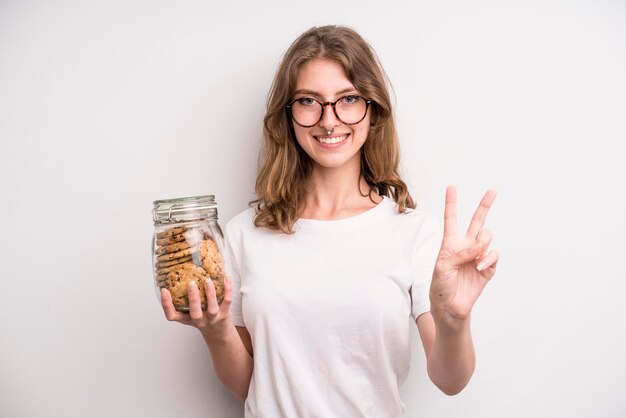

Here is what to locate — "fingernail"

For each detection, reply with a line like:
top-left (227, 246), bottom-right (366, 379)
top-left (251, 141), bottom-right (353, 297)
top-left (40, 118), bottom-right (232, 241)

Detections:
top-left (476, 262), bottom-right (485, 271)
top-left (188, 281), bottom-right (197, 292)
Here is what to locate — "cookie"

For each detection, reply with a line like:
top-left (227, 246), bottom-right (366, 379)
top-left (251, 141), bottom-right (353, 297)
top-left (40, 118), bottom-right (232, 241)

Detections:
top-left (155, 262), bottom-right (189, 275)
top-left (155, 226), bottom-right (187, 240)
top-left (156, 228), bottom-right (204, 246)
top-left (155, 255), bottom-right (193, 269)
top-left (165, 263), bottom-right (207, 283)
top-left (160, 262), bottom-right (200, 276)
top-left (156, 245), bottom-right (200, 262)
top-left (199, 239), bottom-right (224, 279)
top-left (155, 241), bottom-right (192, 255)
top-left (166, 264), bottom-right (209, 309)
top-left (156, 234), bottom-right (186, 247)
top-left (156, 273), bottom-right (169, 282)
top-left (212, 278), bottom-right (225, 305)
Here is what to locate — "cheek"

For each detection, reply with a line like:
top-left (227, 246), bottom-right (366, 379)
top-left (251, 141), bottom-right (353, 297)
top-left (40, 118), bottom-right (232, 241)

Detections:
top-left (293, 126), bottom-right (310, 147)
top-left (354, 118), bottom-right (371, 142)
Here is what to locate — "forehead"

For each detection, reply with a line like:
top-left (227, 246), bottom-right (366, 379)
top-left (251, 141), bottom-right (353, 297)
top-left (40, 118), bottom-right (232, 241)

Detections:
top-left (295, 59), bottom-right (355, 96)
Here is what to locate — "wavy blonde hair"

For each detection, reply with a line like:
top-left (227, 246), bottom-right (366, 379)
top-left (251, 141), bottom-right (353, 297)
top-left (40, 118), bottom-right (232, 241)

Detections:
top-left (251, 25), bottom-right (416, 233)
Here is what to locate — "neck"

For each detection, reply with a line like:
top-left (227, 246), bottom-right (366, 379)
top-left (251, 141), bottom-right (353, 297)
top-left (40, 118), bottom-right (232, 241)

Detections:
top-left (300, 160), bottom-right (381, 220)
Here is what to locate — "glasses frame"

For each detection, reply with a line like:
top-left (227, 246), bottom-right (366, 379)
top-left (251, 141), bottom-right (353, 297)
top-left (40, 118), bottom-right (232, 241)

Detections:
top-left (285, 95), bottom-right (373, 128)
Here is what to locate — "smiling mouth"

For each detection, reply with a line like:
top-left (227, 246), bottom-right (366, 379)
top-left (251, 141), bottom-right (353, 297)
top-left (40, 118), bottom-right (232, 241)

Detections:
top-left (314, 134), bottom-right (349, 144)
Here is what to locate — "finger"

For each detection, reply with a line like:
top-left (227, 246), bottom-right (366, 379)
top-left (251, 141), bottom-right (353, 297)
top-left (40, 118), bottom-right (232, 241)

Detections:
top-left (205, 278), bottom-right (219, 317)
top-left (219, 276), bottom-right (233, 316)
top-left (477, 249), bottom-right (500, 272)
top-left (161, 288), bottom-right (184, 322)
top-left (188, 280), bottom-right (204, 320)
top-left (449, 241), bottom-right (485, 267)
top-left (475, 229), bottom-right (493, 259)
top-left (466, 189), bottom-right (497, 240)
top-left (443, 185), bottom-right (458, 238)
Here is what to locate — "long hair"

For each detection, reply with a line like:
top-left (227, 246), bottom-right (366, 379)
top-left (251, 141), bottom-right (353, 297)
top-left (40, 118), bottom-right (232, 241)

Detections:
top-left (251, 25), bottom-right (416, 234)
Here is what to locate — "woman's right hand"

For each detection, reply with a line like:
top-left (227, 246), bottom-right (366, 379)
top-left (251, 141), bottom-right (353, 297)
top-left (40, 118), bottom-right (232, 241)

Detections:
top-left (161, 277), bottom-right (234, 341)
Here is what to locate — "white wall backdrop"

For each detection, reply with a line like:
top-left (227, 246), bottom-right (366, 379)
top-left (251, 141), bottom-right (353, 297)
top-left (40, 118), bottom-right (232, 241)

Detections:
top-left (1, 0), bottom-right (625, 417)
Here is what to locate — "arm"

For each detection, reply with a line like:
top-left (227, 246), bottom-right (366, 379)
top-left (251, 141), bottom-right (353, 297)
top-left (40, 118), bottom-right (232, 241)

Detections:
top-left (417, 186), bottom-right (499, 395)
top-left (161, 278), bottom-right (253, 402)
top-left (416, 312), bottom-right (475, 396)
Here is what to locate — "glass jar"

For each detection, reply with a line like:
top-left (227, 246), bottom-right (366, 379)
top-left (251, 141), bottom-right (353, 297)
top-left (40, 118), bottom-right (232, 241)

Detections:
top-left (152, 195), bottom-right (225, 312)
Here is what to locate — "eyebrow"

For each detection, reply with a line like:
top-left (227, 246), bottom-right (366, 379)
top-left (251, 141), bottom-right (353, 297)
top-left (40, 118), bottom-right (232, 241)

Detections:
top-left (293, 87), bottom-right (358, 97)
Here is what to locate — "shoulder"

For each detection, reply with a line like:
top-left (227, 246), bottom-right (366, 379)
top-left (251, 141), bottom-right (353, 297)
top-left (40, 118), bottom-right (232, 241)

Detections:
top-left (401, 207), bottom-right (443, 254)
top-left (381, 197), bottom-right (442, 234)
top-left (405, 208), bottom-right (442, 233)
top-left (224, 207), bottom-right (256, 239)
top-left (226, 207), bottom-right (256, 228)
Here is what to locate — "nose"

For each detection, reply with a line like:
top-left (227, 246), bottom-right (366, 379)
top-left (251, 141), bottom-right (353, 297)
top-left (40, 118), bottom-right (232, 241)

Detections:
top-left (318, 102), bottom-right (340, 132)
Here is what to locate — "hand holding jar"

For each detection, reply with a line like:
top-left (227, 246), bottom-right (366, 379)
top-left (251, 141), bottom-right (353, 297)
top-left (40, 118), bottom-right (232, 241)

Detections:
top-left (161, 275), bottom-right (235, 340)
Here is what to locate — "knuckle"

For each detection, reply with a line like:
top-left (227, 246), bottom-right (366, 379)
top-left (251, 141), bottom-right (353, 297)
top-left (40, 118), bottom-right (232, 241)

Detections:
top-left (164, 311), bottom-right (179, 322)
top-left (434, 262), bottom-right (447, 276)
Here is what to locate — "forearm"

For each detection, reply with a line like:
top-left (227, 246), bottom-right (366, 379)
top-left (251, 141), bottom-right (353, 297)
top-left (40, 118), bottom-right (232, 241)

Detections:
top-left (426, 312), bottom-right (475, 396)
top-left (201, 326), bottom-right (253, 402)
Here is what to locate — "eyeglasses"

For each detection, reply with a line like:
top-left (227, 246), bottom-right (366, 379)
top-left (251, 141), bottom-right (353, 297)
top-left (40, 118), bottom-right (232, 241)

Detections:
top-left (286, 95), bottom-right (372, 128)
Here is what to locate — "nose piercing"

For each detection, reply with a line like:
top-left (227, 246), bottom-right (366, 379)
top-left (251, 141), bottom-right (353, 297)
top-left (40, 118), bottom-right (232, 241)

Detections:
top-left (326, 128), bottom-right (333, 135)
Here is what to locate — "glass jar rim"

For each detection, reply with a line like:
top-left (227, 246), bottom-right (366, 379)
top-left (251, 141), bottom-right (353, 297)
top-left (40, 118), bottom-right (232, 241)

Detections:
top-left (152, 195), bottom-right (218, 224)
top-left (153, 194), bottom-right (215, 205)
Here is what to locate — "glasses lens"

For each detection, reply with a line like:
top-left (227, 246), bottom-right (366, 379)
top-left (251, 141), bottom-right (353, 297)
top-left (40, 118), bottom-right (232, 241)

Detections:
top-left (335, 96), bottom-right (367, 124)
top-left (291, 99), bottom-right (323, 127)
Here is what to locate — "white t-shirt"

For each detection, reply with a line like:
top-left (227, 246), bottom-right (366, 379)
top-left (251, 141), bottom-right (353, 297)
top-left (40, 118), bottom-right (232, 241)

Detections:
top-left (224, 196), bottom-right (442, 418)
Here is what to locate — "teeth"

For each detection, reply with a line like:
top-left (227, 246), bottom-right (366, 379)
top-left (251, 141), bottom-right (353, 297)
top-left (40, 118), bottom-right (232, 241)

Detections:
top-left (316, 135), bottom-right (347, 144)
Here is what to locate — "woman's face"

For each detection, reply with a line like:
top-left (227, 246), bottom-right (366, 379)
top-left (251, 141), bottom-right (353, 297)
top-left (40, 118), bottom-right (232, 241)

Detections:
top-left (291, 58), bottom-right (370, 173)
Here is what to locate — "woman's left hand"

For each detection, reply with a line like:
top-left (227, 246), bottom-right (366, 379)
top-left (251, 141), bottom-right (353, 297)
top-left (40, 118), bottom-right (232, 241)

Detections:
top-left (430, 185), bottom-right (499, 323)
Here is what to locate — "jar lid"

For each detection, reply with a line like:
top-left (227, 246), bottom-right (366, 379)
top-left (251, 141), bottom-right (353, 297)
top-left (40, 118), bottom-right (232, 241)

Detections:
top-left (152, 195), bottom-right (218, 224)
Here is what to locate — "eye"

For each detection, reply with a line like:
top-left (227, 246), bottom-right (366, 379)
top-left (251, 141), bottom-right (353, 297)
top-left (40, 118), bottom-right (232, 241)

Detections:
top-left (341, 95), bottom-right (359, 104)
top-left (296, 97), bottom-right (316, 106)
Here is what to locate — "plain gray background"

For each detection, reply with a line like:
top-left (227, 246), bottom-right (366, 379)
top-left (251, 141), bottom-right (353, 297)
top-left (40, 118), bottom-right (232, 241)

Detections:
top-left (1, 0), bottom-right (625, 417)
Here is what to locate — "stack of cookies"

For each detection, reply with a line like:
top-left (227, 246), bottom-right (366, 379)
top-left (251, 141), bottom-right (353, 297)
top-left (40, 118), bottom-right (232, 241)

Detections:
top-left (154, 225), bottom-right (225, 311)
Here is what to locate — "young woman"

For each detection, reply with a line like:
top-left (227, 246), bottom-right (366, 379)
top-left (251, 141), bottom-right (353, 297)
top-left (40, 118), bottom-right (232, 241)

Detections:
top-left (161, 25), bottom-right (499, 417)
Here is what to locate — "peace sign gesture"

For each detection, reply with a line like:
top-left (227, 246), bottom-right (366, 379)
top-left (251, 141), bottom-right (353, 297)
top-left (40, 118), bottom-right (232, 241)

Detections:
top-left (429, 186), bottom-right (500, 322)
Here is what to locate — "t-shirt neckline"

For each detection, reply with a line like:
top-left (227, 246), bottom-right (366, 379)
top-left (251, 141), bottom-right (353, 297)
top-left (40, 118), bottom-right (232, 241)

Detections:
top-left (294, 196), bottom-right (393, 231)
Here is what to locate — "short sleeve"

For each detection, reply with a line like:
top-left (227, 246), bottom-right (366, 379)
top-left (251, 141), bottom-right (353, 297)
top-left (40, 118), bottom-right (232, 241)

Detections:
top-left (223, 221), bottom-right (246, 327)
top-left (409, 214), bottom-right (443, 321)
